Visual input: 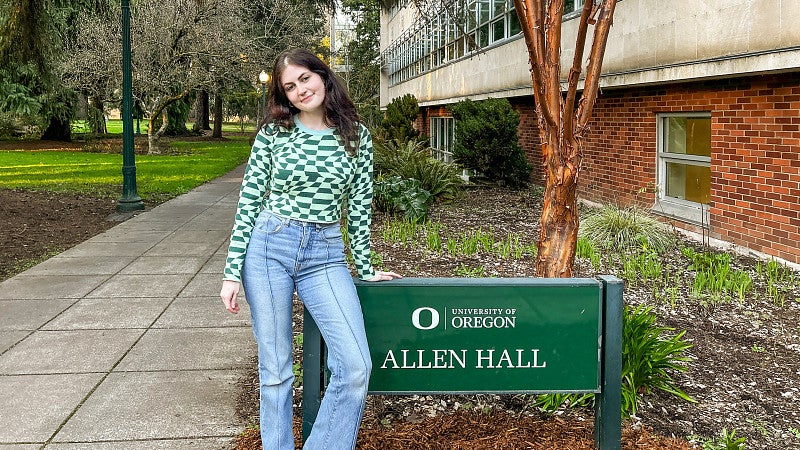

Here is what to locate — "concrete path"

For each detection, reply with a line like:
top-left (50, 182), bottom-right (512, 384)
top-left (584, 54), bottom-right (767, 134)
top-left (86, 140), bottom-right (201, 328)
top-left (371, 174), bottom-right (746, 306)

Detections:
top-left (0, 167), bottom-right (256, 449)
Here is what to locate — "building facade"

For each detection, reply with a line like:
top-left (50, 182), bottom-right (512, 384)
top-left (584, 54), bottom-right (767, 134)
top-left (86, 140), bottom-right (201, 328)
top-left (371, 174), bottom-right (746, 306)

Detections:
top-left (380, 0), bottom-right (800, 265)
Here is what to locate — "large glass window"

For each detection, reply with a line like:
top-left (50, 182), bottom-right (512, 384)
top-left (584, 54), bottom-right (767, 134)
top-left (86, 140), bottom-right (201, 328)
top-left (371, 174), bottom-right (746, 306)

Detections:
top-left (657, 113), bottom-right (712, 221)
top-left (384, 0), bottom-right (581, 84)
top-left (430, 116), bottom-right (456, 163)
top-left (383, 0), bottom-right (526, 85)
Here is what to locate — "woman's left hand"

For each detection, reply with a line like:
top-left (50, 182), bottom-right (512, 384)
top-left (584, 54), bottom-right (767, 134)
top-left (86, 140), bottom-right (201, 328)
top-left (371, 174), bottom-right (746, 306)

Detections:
top-left (366, 270), bottom-right (403, 282)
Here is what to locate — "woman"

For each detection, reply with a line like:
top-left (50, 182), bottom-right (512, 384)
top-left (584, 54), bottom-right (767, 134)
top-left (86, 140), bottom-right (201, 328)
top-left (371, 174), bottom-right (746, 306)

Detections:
top-left (220, 48), bottom-right (401, 449)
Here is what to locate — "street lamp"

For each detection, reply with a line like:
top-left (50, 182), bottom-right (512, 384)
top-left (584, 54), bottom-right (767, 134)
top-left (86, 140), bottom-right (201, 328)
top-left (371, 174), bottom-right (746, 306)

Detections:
top-left (117, 0), bottom-right (144, 212)
top-left (259, 71), bottom-right (270, 119)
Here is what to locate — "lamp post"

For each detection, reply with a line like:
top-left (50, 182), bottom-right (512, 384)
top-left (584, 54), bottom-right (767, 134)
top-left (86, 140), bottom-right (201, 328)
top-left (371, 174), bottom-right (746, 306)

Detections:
top-left (259, 71), bottom-right (270, 119)
top-left (117, 0), bottom-right (144, 212)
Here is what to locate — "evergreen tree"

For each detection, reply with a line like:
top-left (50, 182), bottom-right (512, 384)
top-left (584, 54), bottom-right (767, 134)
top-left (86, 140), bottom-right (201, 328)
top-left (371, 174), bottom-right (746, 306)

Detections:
top-left (450, 98), bottom-right (532, 188)
top-left (382, 94), bottom-right (420, 142)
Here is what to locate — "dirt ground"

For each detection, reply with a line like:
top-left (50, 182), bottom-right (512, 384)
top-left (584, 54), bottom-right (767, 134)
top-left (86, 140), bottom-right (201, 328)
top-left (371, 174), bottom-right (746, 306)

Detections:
top-left (3, 157), bottom-right (799, 449)
top-left (0, 189), bottom-right (119, 280)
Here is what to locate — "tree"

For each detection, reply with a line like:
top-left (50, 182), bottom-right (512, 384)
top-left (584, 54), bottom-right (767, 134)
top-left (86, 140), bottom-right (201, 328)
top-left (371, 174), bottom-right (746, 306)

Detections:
top-left (382, 93), bottom-right (420, 142)
top-left (0, 0), bottom-right (113, 141)
top-left (511, 0), bottom-right (618, 277)
top-left (450, 98), bottom-right (532, 188)
top-left (340, 0), bottom-right (381, 126)
top-left (62, 0), bottom-right (326, 152)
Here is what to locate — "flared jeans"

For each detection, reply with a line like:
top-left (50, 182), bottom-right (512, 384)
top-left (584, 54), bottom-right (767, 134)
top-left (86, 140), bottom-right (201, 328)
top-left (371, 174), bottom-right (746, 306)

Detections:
top-left (242, 211), bottom-right (372, 450)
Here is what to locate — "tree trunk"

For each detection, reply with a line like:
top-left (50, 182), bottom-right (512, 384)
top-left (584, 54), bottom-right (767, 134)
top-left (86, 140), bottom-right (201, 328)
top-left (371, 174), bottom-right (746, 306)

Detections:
top-left (147, 109), bottom-right (169, 154)
top-left (89, 97), bottom-right (107, 134)
top-left (512, 0), bottom-right (617, 277)
top-left (192, 90), bottom-right (210, 131)
top-left (145, 89), bottom-right (192, 153)
top-left (41, 116), bottom-right (71, 141)
top-left (212, 92), bottom-right (223, 138)
top-left (537, 141), bottom-right (581, 277)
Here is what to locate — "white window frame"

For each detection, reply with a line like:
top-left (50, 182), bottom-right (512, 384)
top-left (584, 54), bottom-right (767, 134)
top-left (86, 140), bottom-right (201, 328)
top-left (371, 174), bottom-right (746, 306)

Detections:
top-left (654, 112), bottom-right (712, 225)
top-left (430, 116), bottom-right (456, 163)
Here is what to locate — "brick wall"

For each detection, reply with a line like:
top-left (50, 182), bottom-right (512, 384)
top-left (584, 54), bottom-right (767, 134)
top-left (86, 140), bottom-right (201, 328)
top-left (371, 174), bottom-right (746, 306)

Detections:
top-left (511, 73), bottom-right (800, 265)
top-left (417, 73), bottom-right (799, 264)
top-left (510, 99), bottom-right (545, 185)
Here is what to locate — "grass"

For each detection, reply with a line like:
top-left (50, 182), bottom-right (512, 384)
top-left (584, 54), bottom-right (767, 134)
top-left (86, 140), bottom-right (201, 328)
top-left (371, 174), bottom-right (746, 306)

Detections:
top-left (380, 217), bottom-right (537, 260)
top-left (72, 119), bottom-right (256, 135)
top-left (580, 204), bottom-right (675, 254)
top-left (0, 136), bottom-right (251, 201)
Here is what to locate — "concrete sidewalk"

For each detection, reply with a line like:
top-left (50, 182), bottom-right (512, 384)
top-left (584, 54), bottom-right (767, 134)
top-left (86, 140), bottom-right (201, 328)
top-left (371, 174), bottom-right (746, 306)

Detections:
top-left (0, 167), bottom-right (256, 449)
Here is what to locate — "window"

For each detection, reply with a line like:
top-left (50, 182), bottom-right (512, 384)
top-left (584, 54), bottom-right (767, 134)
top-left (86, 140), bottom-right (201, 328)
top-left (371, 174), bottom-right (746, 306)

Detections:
top-left (383, 0), bottom-right (525, 85)
top-left (430, 117), bottom-right (456, 163)
top-left (656, 113), bottom-right (712, 224)
top-left (564, 0), bottom-right (585, 15)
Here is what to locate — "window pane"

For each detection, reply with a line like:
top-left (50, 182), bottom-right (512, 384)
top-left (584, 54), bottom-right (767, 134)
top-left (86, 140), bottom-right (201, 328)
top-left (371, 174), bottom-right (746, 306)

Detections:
top-left (478, 0), bottom-right (490, 23)
top-left (666, 117), bottom-right (711, 157)
top-left (493, 0), bottom-right (505, 18)
top-left (479, 24), bottom-right (489, 47)
top-left (492, 20), bottom-right (505, 42)
top-left (666, 162), bottom-right (711, 204)
top-left (509, 10), bottom-right (521, 35)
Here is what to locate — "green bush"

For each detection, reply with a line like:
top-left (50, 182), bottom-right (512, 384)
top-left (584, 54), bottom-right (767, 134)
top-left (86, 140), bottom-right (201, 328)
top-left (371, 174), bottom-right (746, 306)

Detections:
top-left (621, 305), bottom-right (695, 415)
top-left (374, 138), bottom-right (463, 202)
top-left (373, 176), bottom-right (432, 223)
top-left (449, 98), bottom-right (532, 188)
top-left (381, 94), bottom-right (420, 142)
top-left (535, 305), bottom-right (694, 417)
top-left (579, 204), bottom-right (675, 254)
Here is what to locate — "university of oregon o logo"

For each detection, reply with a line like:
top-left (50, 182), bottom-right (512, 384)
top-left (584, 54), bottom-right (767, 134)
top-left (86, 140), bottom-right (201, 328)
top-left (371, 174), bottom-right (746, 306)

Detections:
top-left (411, 307), bottom-right (439, 330)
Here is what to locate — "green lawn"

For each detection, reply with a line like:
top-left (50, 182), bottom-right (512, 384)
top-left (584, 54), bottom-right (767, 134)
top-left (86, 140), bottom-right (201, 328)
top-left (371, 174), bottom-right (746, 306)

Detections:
top-left (72, 119), bottom-right (256, 134)
top-left (0, 136), bottom-right (251, 203)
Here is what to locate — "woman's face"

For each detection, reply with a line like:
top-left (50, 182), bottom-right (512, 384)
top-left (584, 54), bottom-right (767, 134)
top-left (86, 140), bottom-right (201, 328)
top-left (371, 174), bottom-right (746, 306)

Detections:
top-left (281, 63), bottom-right (326, 115)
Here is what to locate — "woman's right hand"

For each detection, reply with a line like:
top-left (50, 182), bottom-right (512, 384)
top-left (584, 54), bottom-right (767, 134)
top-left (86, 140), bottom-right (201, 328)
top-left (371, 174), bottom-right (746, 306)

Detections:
top-left (220, 280), bottom-right (241, 314)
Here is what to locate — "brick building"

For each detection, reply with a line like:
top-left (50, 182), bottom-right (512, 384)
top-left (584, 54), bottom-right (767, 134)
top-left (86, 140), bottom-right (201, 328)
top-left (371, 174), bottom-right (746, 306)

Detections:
top-left (381, 0), bottom-right (800, 265)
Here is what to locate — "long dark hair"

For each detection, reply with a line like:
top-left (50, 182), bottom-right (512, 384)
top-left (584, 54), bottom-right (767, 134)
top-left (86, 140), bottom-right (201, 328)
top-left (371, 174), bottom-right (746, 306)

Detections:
top-left (258, 48), bottom-right (360, 156)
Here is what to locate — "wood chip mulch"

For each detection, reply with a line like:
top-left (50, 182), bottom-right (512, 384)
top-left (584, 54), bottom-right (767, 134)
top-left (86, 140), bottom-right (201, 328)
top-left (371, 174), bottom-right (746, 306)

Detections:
top-left (233, 410), bottom-right (696, 449)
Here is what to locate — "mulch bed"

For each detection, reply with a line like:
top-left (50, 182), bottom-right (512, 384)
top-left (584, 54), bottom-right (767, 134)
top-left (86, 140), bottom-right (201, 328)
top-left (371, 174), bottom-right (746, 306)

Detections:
top-left (233, 411), bottom-right (694, 450)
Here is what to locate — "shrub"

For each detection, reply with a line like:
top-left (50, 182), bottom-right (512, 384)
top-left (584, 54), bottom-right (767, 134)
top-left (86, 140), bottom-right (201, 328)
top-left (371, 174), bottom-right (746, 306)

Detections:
top-left (621, 305), bottom-right (695, 415)
top-left (381, 94), bottom-right (420, 142)
top-left (373, 176), bottom-right (432, 223)
top-left (579, 204), bottom-right (675, 254)
top-left (535, 305), bottom-right (694, 417)
top-left (374, 138), bottom-right (463, 202)
top-left (449, 98), bottom-right (532, 188)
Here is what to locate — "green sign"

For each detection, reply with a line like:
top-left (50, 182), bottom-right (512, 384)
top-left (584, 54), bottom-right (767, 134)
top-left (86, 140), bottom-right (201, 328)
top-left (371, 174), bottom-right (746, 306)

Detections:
top-left (356, 278), bottom-right (602, 393)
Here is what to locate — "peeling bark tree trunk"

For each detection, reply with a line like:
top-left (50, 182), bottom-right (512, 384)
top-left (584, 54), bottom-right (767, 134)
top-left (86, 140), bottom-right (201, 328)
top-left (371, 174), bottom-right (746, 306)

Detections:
top-left (511, 0), bottom-right (617, 277)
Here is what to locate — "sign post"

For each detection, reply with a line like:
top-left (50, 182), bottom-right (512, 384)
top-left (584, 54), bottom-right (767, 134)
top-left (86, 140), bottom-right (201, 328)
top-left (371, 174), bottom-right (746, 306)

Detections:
top-left (301, 277), bottom-right (622, 449)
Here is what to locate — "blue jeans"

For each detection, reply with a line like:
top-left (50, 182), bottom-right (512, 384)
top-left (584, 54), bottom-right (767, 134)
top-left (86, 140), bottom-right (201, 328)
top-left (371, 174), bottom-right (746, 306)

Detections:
top-left (242, 210), bottom-right (372, 450)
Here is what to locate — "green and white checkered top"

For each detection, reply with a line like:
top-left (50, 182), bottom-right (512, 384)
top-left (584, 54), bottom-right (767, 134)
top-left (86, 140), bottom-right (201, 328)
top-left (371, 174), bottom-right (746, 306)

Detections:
top-left (224, 115), bottom-right (375, 282)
